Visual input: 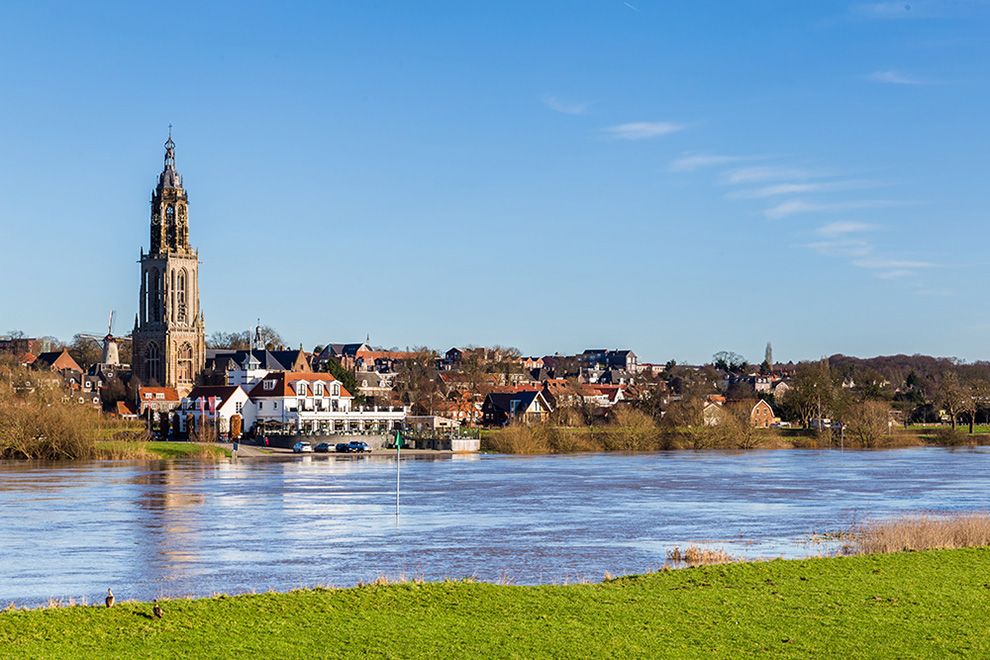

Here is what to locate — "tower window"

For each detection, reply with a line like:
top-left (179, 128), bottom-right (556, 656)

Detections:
top-left (177, 342), bottom-right (194, 383)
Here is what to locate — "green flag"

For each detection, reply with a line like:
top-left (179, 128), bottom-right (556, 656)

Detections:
top-left (395, 430), bottom-right (403, 449)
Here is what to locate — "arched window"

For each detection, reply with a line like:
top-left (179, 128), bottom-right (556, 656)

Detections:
top-left (149, 269), bottom-right (160, 322)
top-left (144, 342), bottom-right (161, 384)
top-left (165, 205), bottom-right (176, 247)
top-left (177, 342), bottom-right (194, 383)
top-left (176, 270), bottom-right (187, 322)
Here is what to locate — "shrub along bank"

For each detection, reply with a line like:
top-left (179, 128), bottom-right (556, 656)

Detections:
top-left (482, 412), bottom-right (990, 454)
top-left (2, 548), bottom-right (989, 657)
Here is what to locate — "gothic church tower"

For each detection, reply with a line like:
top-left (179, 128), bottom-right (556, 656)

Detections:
top-left (132, 132), bottom-right (205, 395)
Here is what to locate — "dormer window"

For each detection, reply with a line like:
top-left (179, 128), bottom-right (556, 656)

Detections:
top-left (313, 382), bottom-right (323, 396)
top-left (333, 383), bottom-right (340, 396)
top-left (156, 393), bottom-right (165, 400)
top-left (295, 382), bottom-right (307, 396)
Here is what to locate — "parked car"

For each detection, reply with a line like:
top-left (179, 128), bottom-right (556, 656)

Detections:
top-left (342, 440), bottom-right (372, 453)
top-left (292, 441), bottom-right (313, 454)
top-left (314, 442), bottom-right (333, 453)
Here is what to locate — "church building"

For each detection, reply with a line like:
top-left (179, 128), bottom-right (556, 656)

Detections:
top-left (131, 133), bottom-right (205, 395)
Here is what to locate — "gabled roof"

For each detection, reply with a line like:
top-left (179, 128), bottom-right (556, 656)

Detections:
top-left (33, 349), bottom-right (82, 373)
top-left (207, 349), bottom-right (289, 371)
top-left (269, 350), bottom-right (310, 371)
top-left (248, 371), bottom-right (352, 398)
top-left (483, 390), bottom-right (551, 414)
top-left (186, 385), bottom-right (244, 407)
top-left (319, 343), bottom-right (371, 360)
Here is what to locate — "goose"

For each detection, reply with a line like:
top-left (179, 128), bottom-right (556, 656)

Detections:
top-left (153, 600), bottom-right (163, 619)
top-left (105, 588), bottom-right (115, 608)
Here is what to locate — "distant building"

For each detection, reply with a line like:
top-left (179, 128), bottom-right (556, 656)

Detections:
top-left (179, 385), bottom-right (251, 437)
top-left (136, 386), bottom-right (181, 417)
top-left (481, 390), bottom-right (553, 426)
top-left (32, 349), bottom-right (82, 375)
top-left (247, 371), bottom-right (405, 435)
top-left (750, 399), bottom-right (775, 429)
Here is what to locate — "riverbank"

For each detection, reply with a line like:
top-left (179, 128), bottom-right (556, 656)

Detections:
top-left (481, 422), bottom-right (990, 454)
top-left (93, 440), bottom-right (230, 460)
top-left (2, 548), bottom-right (988, 657)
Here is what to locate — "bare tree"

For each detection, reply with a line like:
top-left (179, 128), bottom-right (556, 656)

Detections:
top-left (843, 401), bottom-right (891, 448)
top-left (938, 372), bottom-right (969, 430)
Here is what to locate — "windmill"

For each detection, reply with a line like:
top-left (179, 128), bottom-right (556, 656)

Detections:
top-left (78, 311), bottom-right (132, 368)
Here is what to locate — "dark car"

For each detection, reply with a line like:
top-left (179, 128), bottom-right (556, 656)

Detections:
top-left (314, 442), bottom-right (333, 453)
top-left (336, 441), bottom-right (372, 453)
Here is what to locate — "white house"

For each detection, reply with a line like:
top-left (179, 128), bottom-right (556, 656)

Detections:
top-left (179, 385), bottom-right (252, 436)
top-left (247, 371), bottom-right (405, 434)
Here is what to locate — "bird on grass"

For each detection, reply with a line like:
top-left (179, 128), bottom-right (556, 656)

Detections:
top-left (153, 600), bottom-right (163, 619)
top-left (105, 588), bottom-right (115, 608)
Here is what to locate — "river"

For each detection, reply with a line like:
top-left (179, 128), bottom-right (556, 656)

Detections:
top-left (1, 448), bottom-right (988, 606)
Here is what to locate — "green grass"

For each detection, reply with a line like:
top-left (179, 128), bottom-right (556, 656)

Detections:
top-left (93, 440), bottom-right (230, 460)
top-left (2, 549), bottom-right (989, 658)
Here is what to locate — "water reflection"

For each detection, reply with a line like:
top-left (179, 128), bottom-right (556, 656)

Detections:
top-left (0, 448), bottom-right (988, 606)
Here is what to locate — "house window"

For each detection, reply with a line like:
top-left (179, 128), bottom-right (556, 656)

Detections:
top-left (258, 402), bottom-right (263, 410)
top-left (295, 382), bottom-right (307, 396)
top-left (313, 382), bottom-right (323, 396)
top-left (235, 401), bottom-right (243, 414)
top-left (333, 383), bottom-right (340, 396)
top-left (156, 393), bottom-right (165, 400)
top-left (263, 380), bottom-right (276, 391)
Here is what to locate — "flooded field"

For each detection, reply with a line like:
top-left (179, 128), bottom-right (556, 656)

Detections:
top-left (1, 448), bottom-right (988, 606)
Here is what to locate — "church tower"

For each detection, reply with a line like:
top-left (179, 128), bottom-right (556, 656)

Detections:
top-left (132, 132), bottom-right (205, 395)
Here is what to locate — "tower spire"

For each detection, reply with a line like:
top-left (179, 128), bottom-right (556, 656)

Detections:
top-left (158, 126), bottom-right (182, 190)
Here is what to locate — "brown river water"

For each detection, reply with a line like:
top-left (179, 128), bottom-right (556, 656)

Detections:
top-left (1, 448), bottom-right (988, 606)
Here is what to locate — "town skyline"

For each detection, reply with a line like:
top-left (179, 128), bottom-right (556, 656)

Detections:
top-left (2, 2), bottom-right (989, 363)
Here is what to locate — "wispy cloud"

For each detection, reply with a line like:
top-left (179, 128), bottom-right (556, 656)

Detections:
top-left (542, 95), bottom-right (592, 116)
top-left (602, 121), bottom-right (686, 141)
top-left (816, 221), bottom-right (878, 237)
top-left (732, 180), bottom-right (882, 199)
top-left (722, 166), bottom-right (823, 185)
top-left (805, 238), bottom-right (873, 258)
top-left (668, 153), bottom-right (752, 172)
top-left (853, 257), bottom-right (936, 270)
top-left (867, 70), bottom-right (928, 85)
top-left (765, 199), bottom-right (902, 219)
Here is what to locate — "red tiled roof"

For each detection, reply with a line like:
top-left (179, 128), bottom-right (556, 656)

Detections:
top-left (138, 386), bottom-right (180, 401)
top-left (248, 372), bottom-right (351, 398)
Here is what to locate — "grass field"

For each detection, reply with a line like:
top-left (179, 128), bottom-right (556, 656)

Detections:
top-left (93, 440), bottom-right (230, 460)
top-left (2, 548), bottom-right (989, 658)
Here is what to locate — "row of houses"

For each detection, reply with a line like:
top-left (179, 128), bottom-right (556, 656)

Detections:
top-left (132, 371), bottom-right (407, 437)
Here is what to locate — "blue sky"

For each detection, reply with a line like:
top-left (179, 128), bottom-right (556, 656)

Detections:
top-left (0, 1), bottom-right (988, 364)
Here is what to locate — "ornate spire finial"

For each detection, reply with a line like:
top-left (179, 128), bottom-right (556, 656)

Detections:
top-left (164, 125), bottom-right (177, 168)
